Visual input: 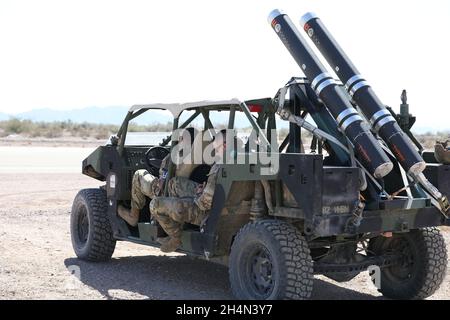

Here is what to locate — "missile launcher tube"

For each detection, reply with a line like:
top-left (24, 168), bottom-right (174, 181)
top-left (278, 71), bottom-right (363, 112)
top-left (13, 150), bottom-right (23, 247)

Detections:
top-left (268, 10), bottom-right (393, 178)
top-left (299, 12), bottom-right (426, 175)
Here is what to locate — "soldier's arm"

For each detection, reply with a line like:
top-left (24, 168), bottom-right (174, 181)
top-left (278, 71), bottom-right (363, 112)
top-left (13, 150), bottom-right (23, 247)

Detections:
top-left (194, 164), bottom-right (219, 211)
top-left (159, 154), bottom-right (170, 177)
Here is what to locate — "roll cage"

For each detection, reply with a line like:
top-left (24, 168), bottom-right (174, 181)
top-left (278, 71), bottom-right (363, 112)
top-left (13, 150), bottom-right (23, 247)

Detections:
top-left (115, 98), bottom-right (275, 155)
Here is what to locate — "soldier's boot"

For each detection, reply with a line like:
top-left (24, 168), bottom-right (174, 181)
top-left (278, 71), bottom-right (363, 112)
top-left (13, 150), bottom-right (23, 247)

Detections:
top-left (160, 236), bottom-right (182, 253)
top-left (117, 205), bottom-right (140, 227)
top-left (156, 237), bottom-right (170, 245)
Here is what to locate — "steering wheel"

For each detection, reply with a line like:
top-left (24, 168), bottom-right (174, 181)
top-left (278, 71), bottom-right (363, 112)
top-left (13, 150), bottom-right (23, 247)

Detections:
top-left (145, 146), bottom-right (170, 176)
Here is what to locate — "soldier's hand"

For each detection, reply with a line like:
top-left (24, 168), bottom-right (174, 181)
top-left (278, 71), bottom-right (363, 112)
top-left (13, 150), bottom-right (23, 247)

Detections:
top-left (196, 182), bottom-right (206, 195)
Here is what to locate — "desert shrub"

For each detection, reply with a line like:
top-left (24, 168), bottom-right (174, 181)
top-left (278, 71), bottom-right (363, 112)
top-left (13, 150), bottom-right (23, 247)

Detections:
top-left (415, 131), bottom-right (450, 150)
top-left (3, 117), bottom-right (445, 147)
top-left (93, 126), bottom-right (113, 140)
top-left (128, 121), bottom-right (172, 132)
top-left (1, 118), bottom-right (35, 134)
top-left (43, 128), bottom-right (63, 138)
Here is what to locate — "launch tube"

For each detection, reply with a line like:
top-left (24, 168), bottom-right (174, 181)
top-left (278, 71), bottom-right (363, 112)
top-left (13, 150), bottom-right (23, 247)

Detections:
top-left (268, 10), bottom-right (393, 178)
top-left (299, 12), bottom-right (426, 175)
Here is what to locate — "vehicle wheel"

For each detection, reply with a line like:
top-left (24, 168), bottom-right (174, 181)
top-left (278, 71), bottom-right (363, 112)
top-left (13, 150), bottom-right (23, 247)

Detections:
top-left (368, 227), bottom-right (447, 299)
top-left (229, 219), bottom-right (313, 300)
top-left (71, 188), bottom-right (116, 261)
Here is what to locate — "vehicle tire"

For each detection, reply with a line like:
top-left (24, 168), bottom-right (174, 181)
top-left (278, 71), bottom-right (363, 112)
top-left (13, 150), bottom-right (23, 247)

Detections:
top-left (71, 188), bottom-right (116, 261)
top-left (229, 219), bottom-right (314, 300)
top-left (368, 227), bottom-right (447, 299)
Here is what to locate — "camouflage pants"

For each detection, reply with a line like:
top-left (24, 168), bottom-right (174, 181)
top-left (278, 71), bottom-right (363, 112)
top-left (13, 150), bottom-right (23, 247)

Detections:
top-left (167, 176), bottom-right (200, 198)
top-left (150, 197), bottom-right (207, 238)
top-left (130, 169), bottom-right (160, 210)
top-left (131, 170), bottom-right (199, 209)
top-left (150, 176), bottom-right (205, 239)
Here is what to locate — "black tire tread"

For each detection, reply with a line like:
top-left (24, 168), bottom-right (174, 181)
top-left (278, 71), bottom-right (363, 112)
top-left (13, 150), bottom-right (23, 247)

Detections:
top-left (229, 219), bottom-right (313, 300)
top-left (370, 227), bottom-right (447, 300)
top-left (71, 188), bottom-right (116, 261)
top-left (409, 227), bottom-right (447, 299)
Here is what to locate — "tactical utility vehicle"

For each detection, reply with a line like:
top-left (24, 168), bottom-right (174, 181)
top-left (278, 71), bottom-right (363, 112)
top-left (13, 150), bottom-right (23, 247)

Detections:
top-left (71, 89), bottom-right (449, 300)
top-left (71, 10), bottom-right (449, 300)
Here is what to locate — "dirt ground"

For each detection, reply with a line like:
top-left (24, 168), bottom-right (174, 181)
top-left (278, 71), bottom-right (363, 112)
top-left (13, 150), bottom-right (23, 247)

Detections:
top-left (0, 171), bottom-right (448, 300)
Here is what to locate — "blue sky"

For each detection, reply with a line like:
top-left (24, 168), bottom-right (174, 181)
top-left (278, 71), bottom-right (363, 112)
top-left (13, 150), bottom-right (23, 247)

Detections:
top-left (0, 0), bottom-right (449, 132)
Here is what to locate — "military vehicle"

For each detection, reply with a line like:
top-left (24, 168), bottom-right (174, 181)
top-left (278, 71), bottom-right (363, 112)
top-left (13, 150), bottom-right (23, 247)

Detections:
top-left (70, 10), bottom-right (449, 300)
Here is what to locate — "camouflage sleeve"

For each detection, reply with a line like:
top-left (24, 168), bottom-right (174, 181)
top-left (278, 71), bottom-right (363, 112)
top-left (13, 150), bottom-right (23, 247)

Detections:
top-left (159, 154), bottom-right (171, 177)
top-left (194, 164), bottom-right (220, 211)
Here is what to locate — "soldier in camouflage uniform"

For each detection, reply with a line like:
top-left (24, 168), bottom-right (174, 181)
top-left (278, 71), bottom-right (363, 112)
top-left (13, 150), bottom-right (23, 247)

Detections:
top-left (117, 128), bottom-right (195, 226)
top-left (150, 130), bottom-right (226, 253)
top-left (435, 140), bottom-right (450, 165)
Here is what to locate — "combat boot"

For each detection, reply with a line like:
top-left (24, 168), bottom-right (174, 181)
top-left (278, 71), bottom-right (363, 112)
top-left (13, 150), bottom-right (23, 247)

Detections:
top-left (117, 205), bottom-right (139, 227)
top-left (156, 237), bottom-right (170, 245)
top-left (160, 237), bottom-right (182, 253)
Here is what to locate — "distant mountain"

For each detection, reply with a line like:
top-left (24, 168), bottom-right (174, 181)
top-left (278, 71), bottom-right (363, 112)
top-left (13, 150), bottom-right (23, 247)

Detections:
top-left (15, 106), bottom-right (132, 125)
top-left (5, 106), bottom-right (250, 127)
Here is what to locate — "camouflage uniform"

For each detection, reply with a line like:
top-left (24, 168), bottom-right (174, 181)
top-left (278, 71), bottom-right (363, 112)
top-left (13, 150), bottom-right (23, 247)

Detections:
top-left (130, 154), bottom-right (170, 211)
top-left (435, 140), bottom-right (450, 165)
top-left (167, 176), bottom-right (199, 198)
top-left (150, 163), bottom-right (220, 239)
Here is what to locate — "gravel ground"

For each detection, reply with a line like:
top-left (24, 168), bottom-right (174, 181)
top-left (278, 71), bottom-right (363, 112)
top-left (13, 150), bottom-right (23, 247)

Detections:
top-left (0, 172), bottom-right (448, 300)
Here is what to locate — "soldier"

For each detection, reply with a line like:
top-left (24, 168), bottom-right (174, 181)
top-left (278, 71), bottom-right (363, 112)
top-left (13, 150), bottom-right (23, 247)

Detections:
top-left (150, 129), bottom-right (227, 253)
top-left (117, 127), bottom-right (196, 226)
top-left (435, 140), bottom-right (450, 165)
